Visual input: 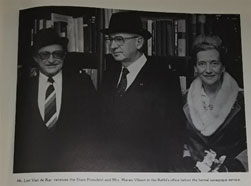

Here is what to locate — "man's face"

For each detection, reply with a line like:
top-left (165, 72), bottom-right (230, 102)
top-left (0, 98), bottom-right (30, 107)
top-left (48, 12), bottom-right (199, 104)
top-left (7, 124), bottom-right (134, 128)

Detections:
top-left (108, 33), bottom-right (143, 66)
top-left (34, 44), bottom-right (65, 77)
top-left (195, 49), bottom-right (225, 87)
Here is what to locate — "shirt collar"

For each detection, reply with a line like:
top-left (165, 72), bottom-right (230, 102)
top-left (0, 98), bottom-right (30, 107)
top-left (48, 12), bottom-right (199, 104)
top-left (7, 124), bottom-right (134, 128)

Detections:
top-left (39, 71), bottom-right (62, 84)
top-left (126, 54), bottom-right (147, 74)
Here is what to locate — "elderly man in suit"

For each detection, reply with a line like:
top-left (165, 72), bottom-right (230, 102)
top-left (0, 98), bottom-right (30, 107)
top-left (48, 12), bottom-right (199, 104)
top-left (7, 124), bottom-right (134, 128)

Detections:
top-left (14, 28), bottom-right (97, 172)
top-left (99, 11), bottom-right (185, 171)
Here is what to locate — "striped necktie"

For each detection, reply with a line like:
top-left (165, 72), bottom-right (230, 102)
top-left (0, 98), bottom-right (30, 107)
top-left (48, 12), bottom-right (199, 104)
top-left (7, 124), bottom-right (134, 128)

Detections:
top-left (44, 77), bottom-right (57, 129)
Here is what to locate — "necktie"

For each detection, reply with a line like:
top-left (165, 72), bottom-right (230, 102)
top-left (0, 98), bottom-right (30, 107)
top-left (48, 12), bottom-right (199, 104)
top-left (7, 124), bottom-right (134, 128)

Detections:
top-left (117, 67), bottom-right (129, 96)
top-left (44, 77), bottom-right (57, 129)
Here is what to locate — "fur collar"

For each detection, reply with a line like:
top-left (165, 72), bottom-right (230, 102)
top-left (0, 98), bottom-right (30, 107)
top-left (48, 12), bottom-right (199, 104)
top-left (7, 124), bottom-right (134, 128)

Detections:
top-left (187, 72), bottom-right (239, 136)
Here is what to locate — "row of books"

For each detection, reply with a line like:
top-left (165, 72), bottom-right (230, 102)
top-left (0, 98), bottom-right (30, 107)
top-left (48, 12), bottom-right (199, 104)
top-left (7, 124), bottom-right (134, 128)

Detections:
top-left (30, 12), bottom-right (189, 58)
top-left (30, 13), bottom-right (99, 88)
top-left (142, 18), bottom-right (187, 57)
top-left (30, 11), bottom-right (188, 90)
top-left (141, 17), bottom-right (188, 91)
top-left (30, 13), bottom-right (98, 53)
top-left (103, 9), bottom-right (121, 54)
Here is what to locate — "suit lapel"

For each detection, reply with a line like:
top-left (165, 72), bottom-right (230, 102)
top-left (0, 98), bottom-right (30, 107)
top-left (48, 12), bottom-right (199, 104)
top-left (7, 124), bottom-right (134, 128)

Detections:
top-left (107, 63), bottom-right (122, 94)
top-left (57, 72), bottom-right (67, 124)
top-left (57, 71), bottom-right (76, 128)
top-left (24, 75), bottom-right (48, 131)
top-left (106, 58), bottom-right (152, 97)
top-left (125, 59), bottom-right (151, 94)
top-left (31, 76), bottom-right (44, 123)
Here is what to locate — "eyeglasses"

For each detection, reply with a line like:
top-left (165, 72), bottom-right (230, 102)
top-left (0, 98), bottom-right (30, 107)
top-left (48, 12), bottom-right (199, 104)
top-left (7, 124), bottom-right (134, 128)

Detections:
top-left (37, 50), bottom-right (66, 60)
top-left (105, 36), bottom-right (139, 46)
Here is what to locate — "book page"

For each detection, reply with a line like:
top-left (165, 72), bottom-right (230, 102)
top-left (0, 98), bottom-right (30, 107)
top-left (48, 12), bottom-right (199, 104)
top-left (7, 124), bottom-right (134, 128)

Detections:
top-left (1, 0), bottom-right (251, 186)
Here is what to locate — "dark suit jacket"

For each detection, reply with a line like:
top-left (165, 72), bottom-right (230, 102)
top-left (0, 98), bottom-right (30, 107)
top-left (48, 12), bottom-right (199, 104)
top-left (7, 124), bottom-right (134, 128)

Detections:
top-left (98, 56), bottom-right (186, 172)
top-left (14, 68), bottom-right (97, 173)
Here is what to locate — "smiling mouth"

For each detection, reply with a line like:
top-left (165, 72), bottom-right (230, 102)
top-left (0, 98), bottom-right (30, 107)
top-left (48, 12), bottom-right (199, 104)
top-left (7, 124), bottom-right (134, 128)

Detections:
top-left (203, 75), bottom-right (215, 78)
top-left (46, 65), bottom-right (58, 68)
top-left (46, 63), bottom-right (59, 66)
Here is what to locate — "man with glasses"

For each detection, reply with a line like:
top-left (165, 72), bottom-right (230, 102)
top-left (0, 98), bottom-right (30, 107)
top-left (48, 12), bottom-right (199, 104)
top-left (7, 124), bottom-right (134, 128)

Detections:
top-left (14, 28), bottom-right (97, 172)
top-left (99, 12), bottom-right (185, 171)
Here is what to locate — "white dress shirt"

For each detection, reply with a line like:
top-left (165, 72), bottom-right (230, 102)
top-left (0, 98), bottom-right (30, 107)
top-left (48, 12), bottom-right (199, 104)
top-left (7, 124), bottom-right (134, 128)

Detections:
top-left (118, 54), bottom-right (147, 90)
top-left (38, 72), bottom-right (62, 120)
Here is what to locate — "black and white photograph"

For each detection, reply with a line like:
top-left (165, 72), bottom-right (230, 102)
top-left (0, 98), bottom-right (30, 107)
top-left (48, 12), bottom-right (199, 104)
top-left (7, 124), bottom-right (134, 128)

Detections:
top-left (13, 5), bottom-right (248, 174)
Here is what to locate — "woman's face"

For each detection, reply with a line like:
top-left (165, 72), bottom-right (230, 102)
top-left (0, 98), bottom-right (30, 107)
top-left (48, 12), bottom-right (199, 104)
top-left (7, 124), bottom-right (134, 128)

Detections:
top-left (195, 49), bottom-right (225, 88)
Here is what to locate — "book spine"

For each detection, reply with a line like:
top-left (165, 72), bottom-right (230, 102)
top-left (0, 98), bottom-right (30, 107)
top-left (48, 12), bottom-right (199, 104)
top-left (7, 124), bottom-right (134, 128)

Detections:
top-left (152, 20), bottom-right (156, 56)
top-left (30, 28), bottom-right (34, 46)
top-left (84, 18), bottom-right (90, 53)
top-left (156, 20), bottom-right (162, 56)
top-left (191, 15), bottom-right (197, 43)
top-left (198, 14), bottom-right (206, 35)
top-left (147, 19), bottom-right (153, 56)
top-left (174, 19), bottom-right (178, 56)
top-left (161, 21), bottom-right (167, 56)
top-left (90, 16), bottom-right (97, 53)
top-left (74, 18), bottom-right (79, 52)
top-left (60, 22), bottom-right (67, 37)
top-left (166, 20), bottom-right (174, 56)
top-left (34, 19), bottom-right (38, 34)
top-left (177, 19), bottom-right (186, 57)
top-left (77, 17), bottom-right (84, 53)
top-left (51, 12), bottom-right (74, 50)
top-left (104, 9), bottom-right (111, 54)
top-left (67, 17), bottom-right (75, 52)
top-left (39, 19), bottom-right (44, 30)
top-left (46, 20), bottom-right (52, 28)
top-left (104, 9), bottom-right (112, 29)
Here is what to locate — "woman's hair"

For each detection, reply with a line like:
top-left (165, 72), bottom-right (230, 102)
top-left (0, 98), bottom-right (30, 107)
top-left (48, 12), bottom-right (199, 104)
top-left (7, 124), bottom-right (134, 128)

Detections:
top-left (191, 34), bottom-right (227, 66)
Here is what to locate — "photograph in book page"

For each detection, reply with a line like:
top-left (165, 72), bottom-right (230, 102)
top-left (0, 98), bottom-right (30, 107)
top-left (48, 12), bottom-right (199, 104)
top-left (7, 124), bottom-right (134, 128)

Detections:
top-left (13, 5), bottom-right (248, 173)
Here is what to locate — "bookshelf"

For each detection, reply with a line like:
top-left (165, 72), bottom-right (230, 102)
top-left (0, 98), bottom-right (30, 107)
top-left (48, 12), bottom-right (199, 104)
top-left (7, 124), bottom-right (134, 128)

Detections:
top-left (18, 7), bottom-right (243, 90)
top-left (131, 12), bottom-right (242, 90)
top-left (18, 6), bottom-right (102, 89)
top-left (127, 11), bottom-right (192, 92)
top-left (100, 10), bottom-right (194, 92)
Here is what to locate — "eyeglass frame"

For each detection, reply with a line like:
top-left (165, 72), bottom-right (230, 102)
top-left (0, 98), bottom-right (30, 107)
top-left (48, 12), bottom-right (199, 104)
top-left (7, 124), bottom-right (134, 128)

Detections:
top-left (36, 50), bottom-right (66, 60)
top-left (105, 35), bottom-right (141, 46)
